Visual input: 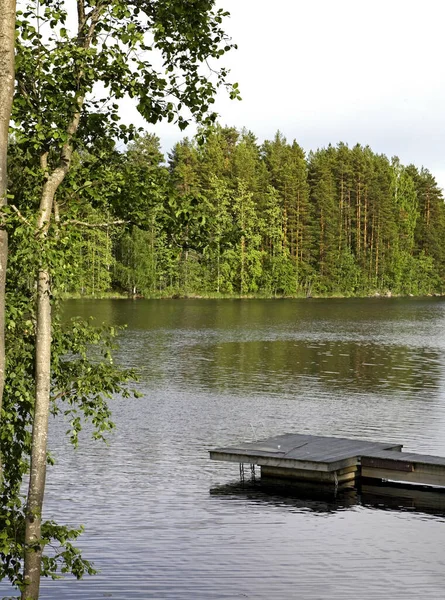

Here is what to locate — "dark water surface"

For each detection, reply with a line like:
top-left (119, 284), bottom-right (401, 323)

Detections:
top-left (13, 299), bottom-right (445, 598)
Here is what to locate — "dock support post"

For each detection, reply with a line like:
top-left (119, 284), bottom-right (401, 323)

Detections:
top-left (239, 463), bottom-right (245, 483)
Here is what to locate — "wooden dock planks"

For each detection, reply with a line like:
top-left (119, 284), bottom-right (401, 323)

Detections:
top-left (210, 433), bottom-right (445, 488)
top-left (361, 448), bottom-right (445, 487)
top-left (210, 433), bottom-right (402, 477)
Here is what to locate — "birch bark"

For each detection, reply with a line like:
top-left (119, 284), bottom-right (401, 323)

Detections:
top-left (0, 0), bottom-right (16, 478)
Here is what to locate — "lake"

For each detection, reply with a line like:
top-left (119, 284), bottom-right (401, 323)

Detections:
top-left (10, 298), bottom-right (445, 598)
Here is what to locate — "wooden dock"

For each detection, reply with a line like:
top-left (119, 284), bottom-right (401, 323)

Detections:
top-left (210, 433), bottom-right (445, 488)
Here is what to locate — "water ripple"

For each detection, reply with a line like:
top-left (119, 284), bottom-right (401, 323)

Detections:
top-left (3, 298), bottom-right (445, 599)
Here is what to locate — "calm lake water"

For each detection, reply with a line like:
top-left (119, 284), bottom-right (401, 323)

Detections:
top-left (9, 298), bottom-right (445, 598)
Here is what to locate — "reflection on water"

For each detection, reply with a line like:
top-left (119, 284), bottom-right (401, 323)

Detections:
top-left (210, 480), bottom-right (361, 513)
top-left (82, 298), bottom-right (445, 396)
top-left (166, 338), bottom-right (442, 396)
top-left (211, 479), bottom-right (445, 518)
top-left (3, 297), bottom-right (445, 599)
top-left (361, 484), bottom-right (445, 515)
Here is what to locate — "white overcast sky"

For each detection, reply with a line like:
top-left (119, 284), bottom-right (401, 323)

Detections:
top-left (130, 0), bottom-right (445, 190)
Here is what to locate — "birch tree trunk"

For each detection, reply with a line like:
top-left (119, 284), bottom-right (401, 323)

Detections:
top-left (21, 4), bottom-right (101, 594)
top-left (0, 0), bottom-right (16, 478)
top-left (22, 267), bottom-right (51, 600)
top-left (22, 149), bottom-right (81, 600)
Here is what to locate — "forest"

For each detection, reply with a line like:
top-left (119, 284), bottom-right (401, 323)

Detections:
top-left (10, 125), bottom-right (443, 298)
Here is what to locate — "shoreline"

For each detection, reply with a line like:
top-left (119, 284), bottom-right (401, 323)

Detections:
top-left (62, 291), bottom-right (445, 301)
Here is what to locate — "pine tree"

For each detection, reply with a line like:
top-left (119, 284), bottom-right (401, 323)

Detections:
top-left (232, 178), bottom-right (263, 293)
top-left (308, 148), bottom-right (340, 293)
top-left (167, 139), bottom-right (204, 293)
top-left (262, 133), bottom-right (311, 292)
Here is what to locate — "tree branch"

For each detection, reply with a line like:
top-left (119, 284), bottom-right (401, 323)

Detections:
top-left (77, 0), bottom-right (85, 28)
top-left (10, 204), bottom-right (33, 227)
top-left (62, 219), bottom-right (128, 228)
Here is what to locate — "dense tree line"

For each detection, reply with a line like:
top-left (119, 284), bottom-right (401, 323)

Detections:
top-left (10, 127), bottom-right (445, 298)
